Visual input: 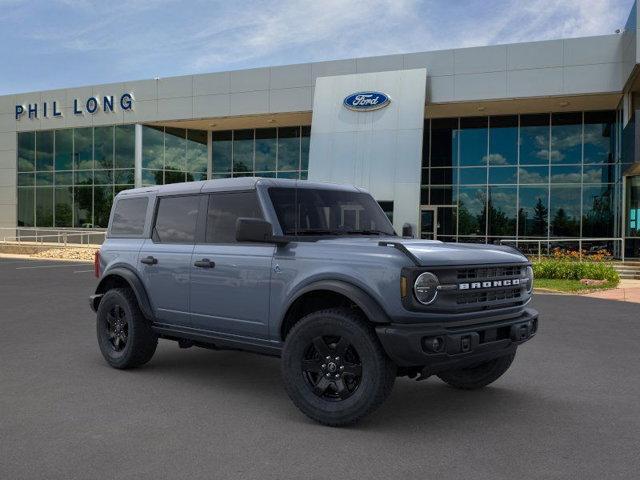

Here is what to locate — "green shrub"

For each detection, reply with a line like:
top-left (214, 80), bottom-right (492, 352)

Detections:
top-left (532, 259), bottom-right (619, 285)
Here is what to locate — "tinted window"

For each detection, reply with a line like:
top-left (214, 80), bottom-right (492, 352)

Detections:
top-left (153, 195), bottom-right (200, 243)
top-left (268, 188), bottom-right (395, 236)
top-left (206, 192), bottom-right (263, 243)
top-left (110, 197), bottom-right (148, 236)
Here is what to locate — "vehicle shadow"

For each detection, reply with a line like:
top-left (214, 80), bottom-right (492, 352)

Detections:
top-left (126, 342), bottom-right (549, 431)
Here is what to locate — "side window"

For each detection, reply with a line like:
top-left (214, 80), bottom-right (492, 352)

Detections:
top-left (110, 197), bottom-right (148, 236)
top-left (153, 195), bottom-right (200, 244)
top-left (206, 192), bottom-right (263, 243)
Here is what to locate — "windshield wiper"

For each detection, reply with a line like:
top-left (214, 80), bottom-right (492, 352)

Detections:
top-left (288, 228), bottom-right (346, 236)
top-left (345, 229), bottom-right (392, 236)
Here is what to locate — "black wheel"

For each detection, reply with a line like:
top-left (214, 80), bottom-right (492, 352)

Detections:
top-left (96, 288), bottom-right (158, 369)
top-left (281, 308), bottom-right (396, 427)
top-left (437, 352), bottom-right (516, 390)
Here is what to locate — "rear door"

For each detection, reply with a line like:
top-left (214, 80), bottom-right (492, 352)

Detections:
top-left (138, 194), bottom-right (202, 326)
top-left (189, 191), bottom-right (274, 339)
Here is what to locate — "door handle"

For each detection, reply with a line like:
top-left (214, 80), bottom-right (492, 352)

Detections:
top-left (140, 256), bottom-right (158, 265)
top-left (193, 259), bottom-right (215, 268)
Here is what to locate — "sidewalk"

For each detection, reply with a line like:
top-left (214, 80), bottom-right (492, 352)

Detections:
top-left (582, 279), bottom-right (640, 303)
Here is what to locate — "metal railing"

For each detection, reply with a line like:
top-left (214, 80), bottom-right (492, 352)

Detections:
top-left (498, 238), bottom-right (624, 261)
top-left (0, 227), bottom-right (106, 247)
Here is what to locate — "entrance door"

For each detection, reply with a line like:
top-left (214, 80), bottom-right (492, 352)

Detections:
top-left (420, 207), bottom-right (437, 239)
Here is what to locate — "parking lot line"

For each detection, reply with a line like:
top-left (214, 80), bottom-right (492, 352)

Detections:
top-left (15, 263), bottom-right (88, 270)
top-left (73, 269), bottom-right (94, 274)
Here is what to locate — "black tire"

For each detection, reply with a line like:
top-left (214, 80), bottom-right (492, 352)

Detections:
top-left (437, 352), bottom-right (516, 390)
top-left (281, 308), bottom-right (396, 427)
top-left (96, 288), bottom-right (158, 369)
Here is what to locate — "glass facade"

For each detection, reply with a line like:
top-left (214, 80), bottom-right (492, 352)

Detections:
top-left (422, 111), bottom-right (620, 244)
top-left (211, 126), bottom-right (310, 179)
top-left (17, 125), bottom-right (135, 228)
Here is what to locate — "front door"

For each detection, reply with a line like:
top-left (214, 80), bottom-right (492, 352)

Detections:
top-left (420, 207), bottom-right (437, 239)
top-left (189, 191), bottom-right (274, 339)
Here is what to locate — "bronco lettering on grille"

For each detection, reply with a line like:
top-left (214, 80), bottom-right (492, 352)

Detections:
top-left (458, 279), bottom-right (520, 290)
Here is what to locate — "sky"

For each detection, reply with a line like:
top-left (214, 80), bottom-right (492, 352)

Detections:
top-left (0, 0), bottom-right (636, 95)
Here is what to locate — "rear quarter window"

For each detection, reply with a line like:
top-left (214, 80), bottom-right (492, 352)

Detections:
top-left (109, 197), bottom-right (149, 236)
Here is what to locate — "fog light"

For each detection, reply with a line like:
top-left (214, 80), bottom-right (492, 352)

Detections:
top-left (424, 336), bottom-right (445, 353)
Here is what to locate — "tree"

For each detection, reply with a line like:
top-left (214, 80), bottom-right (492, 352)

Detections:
top-left (532, 198), bottom-right (548, 236)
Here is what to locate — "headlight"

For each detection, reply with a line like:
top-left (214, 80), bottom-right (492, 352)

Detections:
top-left (525, 266), bottom-right (534, 293)
top-left (414, 272), bottom-right (440, 305)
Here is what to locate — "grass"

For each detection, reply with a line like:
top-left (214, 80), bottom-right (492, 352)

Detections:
top-left (534, 278), bottom-right (618, 293)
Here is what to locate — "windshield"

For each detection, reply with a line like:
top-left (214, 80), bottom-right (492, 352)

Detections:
top-left (268, 187), bottom-right (396, 237)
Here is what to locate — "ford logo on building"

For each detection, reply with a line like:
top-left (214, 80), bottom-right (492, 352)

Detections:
top-left (343, 91), bottom-right (390, 111)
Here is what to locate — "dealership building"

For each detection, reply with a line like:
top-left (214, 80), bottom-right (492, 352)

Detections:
top-left (3, 3), bottom-right (640, 257)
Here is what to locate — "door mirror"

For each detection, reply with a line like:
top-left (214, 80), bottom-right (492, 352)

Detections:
top-left (236, 217), bottom-right (276, 243)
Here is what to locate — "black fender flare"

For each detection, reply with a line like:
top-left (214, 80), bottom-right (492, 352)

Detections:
top-left (282, 279), bottom-right (391, 327)
top-left (94, 267), bottom-right (154, 320)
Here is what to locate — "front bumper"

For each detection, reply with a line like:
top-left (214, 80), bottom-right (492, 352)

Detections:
top-left (376, 308), bottom-right (538, 370)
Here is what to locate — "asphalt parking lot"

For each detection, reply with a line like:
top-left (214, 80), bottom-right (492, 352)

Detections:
top-left (1, 257), bottom-right (639, 480)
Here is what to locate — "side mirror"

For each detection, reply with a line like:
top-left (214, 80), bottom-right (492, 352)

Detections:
top-left (236, 217), bottom-right (277, 243)
top-left (402, 223), bottom-right (414, 238)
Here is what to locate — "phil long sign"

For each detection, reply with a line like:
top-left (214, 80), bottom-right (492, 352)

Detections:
top-left (15, 93), bottom-right (134, 120)
top-left (343, 91), bottom-right (390, 111)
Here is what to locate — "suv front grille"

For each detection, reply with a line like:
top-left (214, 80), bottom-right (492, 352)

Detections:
top-left (457, 266), bottom-right (523, 281)
top-left (456, 287), bottom-right (522, 305)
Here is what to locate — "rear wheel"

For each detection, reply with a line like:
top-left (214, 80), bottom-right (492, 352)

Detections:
top-left (281, 308), bottom-right (396, 426)
top-left (96, 288), bottom-right (158, 369)
top-left (437, 352), bottom-right (515, 390)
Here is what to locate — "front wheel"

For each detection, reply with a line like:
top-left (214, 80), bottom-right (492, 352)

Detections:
top-left (281, 308), bottom-right (396, 427)
top-left (437, 352), bottom-right (516, 390)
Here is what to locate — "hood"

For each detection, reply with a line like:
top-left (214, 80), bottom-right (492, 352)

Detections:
top-left (396, 239), bottom-right (527, 266)
top-left (314, 237), bottom-right (527, 267)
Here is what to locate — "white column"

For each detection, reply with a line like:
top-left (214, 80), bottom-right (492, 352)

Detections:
top-left (134, 124), bottom-right (143, 187)
top-left (207, 130), bottom-right (213, 180)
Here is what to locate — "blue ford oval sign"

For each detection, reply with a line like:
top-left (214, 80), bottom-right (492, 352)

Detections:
top-left (343, 91), bottom-right (390, 111)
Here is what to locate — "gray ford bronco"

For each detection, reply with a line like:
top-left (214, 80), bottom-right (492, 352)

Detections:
top-left (90, 177), bottom-right (537, 426)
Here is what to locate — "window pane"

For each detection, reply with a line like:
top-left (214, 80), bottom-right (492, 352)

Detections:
top-left (459, 117), bottom-right (487, 166)
top-left (165, 127), bottom-right (186, 171)
top-left (55, 171), bottom-right (73, 186)
top-left (142, 169), bottom-right (163, 185)
top-left (519, 166), bottom-right (548, 184)
top-left (36, 130), bottom-right (54, 171)
top-left (255, 128), bottom-right (276, 171)
top-left (584, 111), bottom-right (615, 164)
top-left (430, 118), bottom-right (457, 167)
top-left (550, 185), bottom-right (580, 237)
top-left (164, 170), bottom-right (186, 184)
top-left (115, 124), bottom-right (135, 169)
top-left (301, 126), bottom-right (310, 171)
top-left (74, 127), bottom-right (93, 170)
top-left (488, 116), bottom-right (517, 166)
top-left (233, 129), bottom-right (253, 173)
top-left (489, 166), bottom-right (517, 184)
top-left (74, 186), bottom-right (93, 227)
top-left (584, 164), bottom-right (615, 184)
top-left (457, 187), bottom-right (486, 236)
top-left (54, 186), bottom-right (73, 227)
top-left (54, 129), bottom-right (73, 171)
top-left (18, 132), bottom-right (35, 172)
top-left (459, 167), bottom-right (486, 185)
top-left (206, 192), bottom-right (263, 243)
top-left (18, 172), bottom-right (34, 186)
top-left (277, 127), bottom-right (300, 171)
top-left (35, 187), bottom-right (53, 227)
top-left (94, 186), bottom-right (113, 228)
top-left (114, 169), bottom-right (135, 185)
top-left (75, 169), bottom-right (93, 186)
top-left (550, 165), bottom-right (581, 183)
top-left (186, 129), bottom-right (208, 174)
top-left (212, 131), bottom-right (232, 173)
top-left (36, 171), bottom-right (53, 186)
top-left (430, 186), bottom-right (455, 205)
top-left (518, 186), bottom-right (548, 237)
top-left (94, 126), bottom-right (114, 169)
top-left (94, 169), bottom-right (114, 185)
top-left (488, 186), bottom-right (517, 236)
top-left (583, 184), bottom-right (614, 237)
top-left (142, 126), bottom-right (164, 170)
top-left (430, 168), bottom-right (454, 185)
top-left (551, 113), bottom-right (581, 164)
top-left (154, 195), bottom-right (200, 244)
top-left (519, 114), bottom-right (549, 165)
top-left (17, 188), bottom-right (34, 226)
top-left (111, 197), bottom-right (148, 236)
